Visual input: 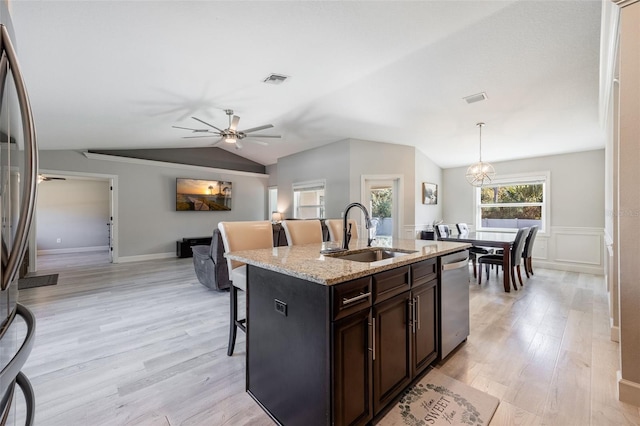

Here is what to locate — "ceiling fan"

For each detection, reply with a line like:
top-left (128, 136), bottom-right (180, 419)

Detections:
top-left (172, 109), bottom-right (281, 149)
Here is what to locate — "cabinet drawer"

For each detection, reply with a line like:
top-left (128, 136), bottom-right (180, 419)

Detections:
top-left (412, 258), bottom-right (437, 288)
top-left (332, 277), bottom-right (372, 321)
top-left (373, 266), bottom-right (410, 303)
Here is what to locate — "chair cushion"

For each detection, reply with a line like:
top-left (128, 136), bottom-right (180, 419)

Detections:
top-left (469, 247), bottom-right (492, 254)
top-left (231, 265), bottom-right (247, 291)
top-left (477, 254), bottom-right (504, 266)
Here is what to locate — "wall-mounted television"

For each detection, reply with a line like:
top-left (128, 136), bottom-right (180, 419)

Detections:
top-left (176, 178), bottom-right (232, 211)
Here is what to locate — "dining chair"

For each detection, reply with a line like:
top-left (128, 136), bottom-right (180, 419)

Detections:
top-left (477, 227), bottom-right (530, 290)
top-left (282, 219), bottom-right (323, 246)
top-left (455, 223), bottom-right (469, 235)
top-left (521, 225), bottom-right (539, 278)
top-left (325, 219), bottom-right (358, 244)
top-left (435, 224), bottom-right (451, 239)
top-left (218, 220), bottom-right (274, 356)
top-left (455, 222), bottom-right (493, 279)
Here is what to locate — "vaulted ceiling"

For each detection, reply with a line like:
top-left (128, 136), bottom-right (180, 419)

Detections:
top-left (10, 0), bottom-right (604, 169)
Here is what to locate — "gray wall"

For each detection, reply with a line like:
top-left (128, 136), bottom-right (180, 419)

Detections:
top-left (37, 179), bottom-right (110, 251)
top-left (274, 138), bottom-right (443, 237)
top-left (442, 149), bottom-right (605, 228)
top-left (38, 150), bottom-right (268, 259)
top-left (414, 149), bottom-right (443, 229)
top-left (348, 139), bottom-right (417, 227)
top-left (277, 140), bottom-right (350, 219)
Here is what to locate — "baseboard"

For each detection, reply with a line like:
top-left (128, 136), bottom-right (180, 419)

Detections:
top-left (37, 246), bottom-right (109, 255)
top-left (116, 252), bottom-right (176, 263)
top-left (532, 259), bottom-right (604, 275)
top-left (618, 370), bottom-right (640, 406)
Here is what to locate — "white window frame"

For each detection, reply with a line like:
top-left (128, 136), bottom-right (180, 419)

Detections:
top-left (473, 171), bottom-right (550, 234)
top-left (292, 180), bottom-right (326, 219)
top-left (268, 186), bottom-right (278, 219)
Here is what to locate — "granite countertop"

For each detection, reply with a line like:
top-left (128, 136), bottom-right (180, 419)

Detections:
top-left (225, 239), bottom-right (471, 286)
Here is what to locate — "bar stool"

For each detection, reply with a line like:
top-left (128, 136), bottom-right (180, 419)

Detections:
top-left (281, 219), bottom-right (323, 246)
top-left (325, 219), bottom-right (358, 244)
top-left (218, 220), bottom-right (273, 356)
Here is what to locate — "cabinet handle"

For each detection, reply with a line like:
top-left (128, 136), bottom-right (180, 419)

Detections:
top-left (416, 295), bottom-right (421, 330)
top-left (408, 298), bottom-right (416, 333)
top-left (342, 291), bottom-right (371, 305)
top-left (369, 317), bottom-right (376, 361)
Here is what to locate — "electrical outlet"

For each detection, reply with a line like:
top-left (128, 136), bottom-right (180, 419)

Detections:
top-left (56, 238), bottom-right (61, 243)
top-left (274, 299), bottom-right (287, 316)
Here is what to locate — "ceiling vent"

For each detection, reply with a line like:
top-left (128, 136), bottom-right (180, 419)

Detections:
top-left (463, 92), bottom-right (488, 104)
top-left (263, 73), bottom-right (289, 85)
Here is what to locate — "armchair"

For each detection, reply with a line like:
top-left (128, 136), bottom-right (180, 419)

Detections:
top-left (192, 228), bottom-right (231, 291)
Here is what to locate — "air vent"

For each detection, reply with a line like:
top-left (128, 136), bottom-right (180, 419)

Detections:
top-left (263, 73), bottom-right (289, 85)
top-left (463, 92), bottom-right (488, 104)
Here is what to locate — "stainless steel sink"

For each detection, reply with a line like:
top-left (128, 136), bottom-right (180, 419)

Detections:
top-left (325, 247), bottom-right (417, 262)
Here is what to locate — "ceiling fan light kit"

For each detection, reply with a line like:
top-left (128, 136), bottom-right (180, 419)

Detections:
top-left (171, 109), bottom-right (281, 150)
top-left (465, 122), bottom-right (496, 187)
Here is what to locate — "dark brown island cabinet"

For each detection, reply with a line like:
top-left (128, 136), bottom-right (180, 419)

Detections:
top-left (246, 253), bottom-right (456, 426)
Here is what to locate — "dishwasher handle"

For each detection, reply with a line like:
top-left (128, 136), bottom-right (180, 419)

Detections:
top-left (441, 258), bottom-right (469, 272)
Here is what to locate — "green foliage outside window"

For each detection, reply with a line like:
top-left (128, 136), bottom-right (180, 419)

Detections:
top-left (481, 184), bottom-right (543, 204)
top-left (371, 188), bottom-right (392, 218)
top-left (480, 184), bottom-right (543, 220)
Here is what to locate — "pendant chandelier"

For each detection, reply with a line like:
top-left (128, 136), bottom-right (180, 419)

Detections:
top-left (465, 122), bottom-right (495, 186)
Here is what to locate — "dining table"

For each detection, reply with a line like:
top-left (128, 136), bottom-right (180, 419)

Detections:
top-left (440, 231), bottom-right (517, 292)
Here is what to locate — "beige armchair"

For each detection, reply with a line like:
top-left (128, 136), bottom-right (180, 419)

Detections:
top-left (218, 220), bottom-right (273, 356)
top-left (281, 219), bottom-right (323, 246)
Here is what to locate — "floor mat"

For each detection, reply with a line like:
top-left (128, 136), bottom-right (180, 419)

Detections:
top-left (18, 273), bottom-right (59, 290)
top-left (377, 368), bottom-right (499, 426)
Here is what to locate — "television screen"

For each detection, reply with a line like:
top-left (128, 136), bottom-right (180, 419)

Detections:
top-left (176, 178), bottom-right (232, 211)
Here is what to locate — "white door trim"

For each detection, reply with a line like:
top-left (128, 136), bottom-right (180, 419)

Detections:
top-left (32, 169), bottom-right (119, 269)
top-left (360, 174), bottom-right (404, 240)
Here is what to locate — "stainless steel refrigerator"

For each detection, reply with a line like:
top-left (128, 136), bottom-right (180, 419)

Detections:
top-left (0, 3), bottom-right (39, 424)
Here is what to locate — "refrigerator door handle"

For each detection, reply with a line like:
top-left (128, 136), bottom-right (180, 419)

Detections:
top-left (0, 24), bottom-right (39, 291)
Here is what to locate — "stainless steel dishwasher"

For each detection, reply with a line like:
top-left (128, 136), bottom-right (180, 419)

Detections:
top-left (439, 250), bottom-right (470, 359)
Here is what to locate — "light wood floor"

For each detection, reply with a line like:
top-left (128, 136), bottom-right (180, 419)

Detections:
top-left (15, 253), bottom-right (640, 425)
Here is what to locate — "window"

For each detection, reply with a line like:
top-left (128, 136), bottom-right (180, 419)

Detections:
top-left (475, 172), bottom-right (549, 233)
top-left (293, 180), bottom-right (325, 219)
top-left (268, 186), bottom-right (278, 218)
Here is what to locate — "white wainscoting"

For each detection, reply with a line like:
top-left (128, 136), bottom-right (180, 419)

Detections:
top-left (604, 231), bottom-right (619, 342)
top-left (530, 226), bottom-right (603, 275)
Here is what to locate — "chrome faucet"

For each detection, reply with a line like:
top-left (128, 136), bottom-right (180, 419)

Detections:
top-left (342, 202), bottom-right (373, 250)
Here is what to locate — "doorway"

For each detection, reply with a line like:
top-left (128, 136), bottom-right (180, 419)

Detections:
top-left (29, 171), bottom-right (118, 272)
top-left (361, 175), bottom-right (403, 244)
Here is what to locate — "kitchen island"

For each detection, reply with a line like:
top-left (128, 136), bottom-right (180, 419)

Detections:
top-left (226, 238), bottom-right (470, 426)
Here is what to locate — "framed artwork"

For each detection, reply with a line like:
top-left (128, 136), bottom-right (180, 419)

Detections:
top-left (422, 182), bottom-right (438, 205)
top-left (176, 178), bottom-right (232, 211)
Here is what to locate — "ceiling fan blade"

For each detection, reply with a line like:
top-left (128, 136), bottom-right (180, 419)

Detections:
top-left (211, 138), bottom-right (224, 146)
top-left (182, 135), bottom-right (219, 139)
top-left (230, 115), bottom-right (240, 132)
top-left (191, 116), bottom-right (224, 133)
top-left (234, 140), bottom-right (243, 150)
top-left (246, 134), bottom-right (281, 138)
top-left (172, 125), bottom-right (207, 132)
top-left (240, 124), bottom-right (273, 134)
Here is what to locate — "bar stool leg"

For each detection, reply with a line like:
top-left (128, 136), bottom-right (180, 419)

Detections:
top-left (227, 286), bottom-right (238, 356)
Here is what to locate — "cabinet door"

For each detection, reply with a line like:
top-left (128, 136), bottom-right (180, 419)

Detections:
top-left (333, 309), bottom-right (373, 426)
top-left (372, 292), bottom-right (412, 414)
top-left (412, 280), bottom-right (438, 377)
